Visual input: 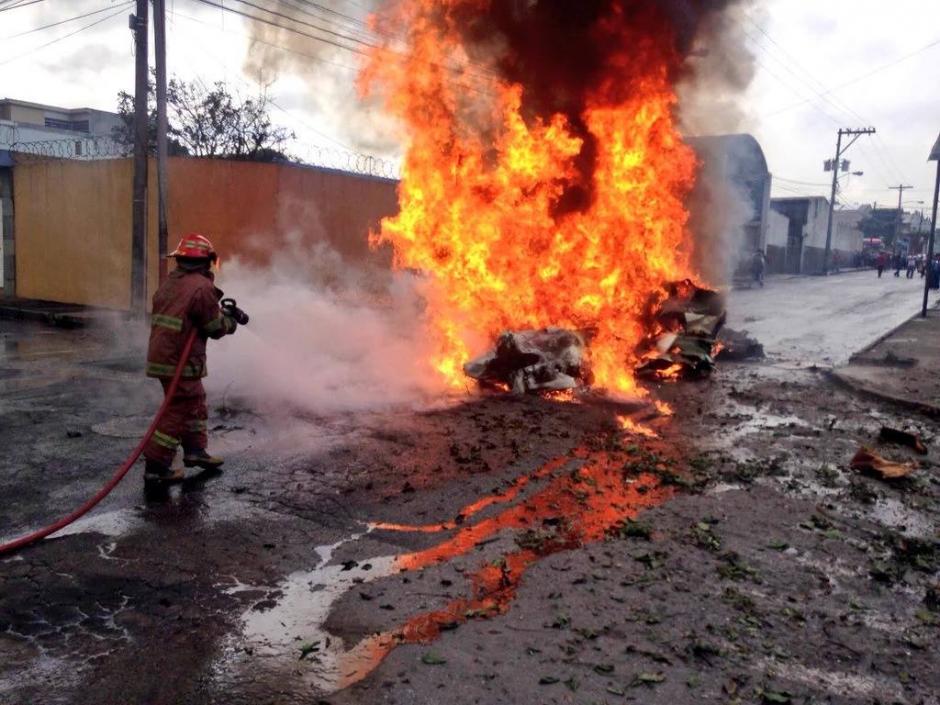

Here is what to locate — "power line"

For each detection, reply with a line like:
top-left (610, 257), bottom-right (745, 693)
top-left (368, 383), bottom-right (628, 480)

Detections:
top-left (191, 0), bottom-right (496, 85)
top-left (763, 34), bottom-right (940, 119)
top-left (191, 0), bottom-right (374, 58)
top-left (171, 13), bottom-right (358, 151)
top-left (0, 4), bottom-right (131, 67)
top-left (286, 0), bottom-right (377, 39)
top-left (0, 0), bottom-right (47, 13)
top-left (3, 3), bottom-right (128, 39)
top-left (172, 7), bottom-right (362, 76)
top-left (228, 0), bottom-right (382, 51)
top-left (744, 18), bottom-right (909, 186)
top-left (774, 175), bottom-right (831, 187)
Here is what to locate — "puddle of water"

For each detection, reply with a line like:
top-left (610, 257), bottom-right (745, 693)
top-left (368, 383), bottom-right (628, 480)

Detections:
top-left (54, 508), bottom-right (142, 539)
top-left (869, 497), bottom-right (936, 539)
top-left (0, 508), bottom-right (142, 547)
top-left (700, 399), bottom-right (810, 452)
top-left (758, 659), bottom-right (905, 702)
top-left (225, 445), bottom-right (675, 694)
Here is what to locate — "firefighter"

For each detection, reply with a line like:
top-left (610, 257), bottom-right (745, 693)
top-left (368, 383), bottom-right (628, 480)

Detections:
top-left (142, 233), bottom-right (238, 485)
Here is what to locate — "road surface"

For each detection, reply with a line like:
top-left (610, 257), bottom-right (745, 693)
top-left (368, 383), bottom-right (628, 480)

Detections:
top-left (726, 270), bottom-right (928, 365)
top-left (2, 273), bottom-right (938, 705)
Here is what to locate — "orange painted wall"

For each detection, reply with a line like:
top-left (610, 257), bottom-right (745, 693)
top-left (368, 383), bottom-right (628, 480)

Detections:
top-left (14, 157), bottom-right (399, 309)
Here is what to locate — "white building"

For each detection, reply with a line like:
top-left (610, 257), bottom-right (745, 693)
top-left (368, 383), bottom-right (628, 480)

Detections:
top-left (769, 197), bottom-right (867, 273)
top-left (0, 98), bottom-right (125, 160)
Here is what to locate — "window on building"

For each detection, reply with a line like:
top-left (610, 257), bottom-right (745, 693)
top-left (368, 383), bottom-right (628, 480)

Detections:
top-left (43, 118), bottom-right (90, 133)
top-left (45, 118), bottom-right (72, 130)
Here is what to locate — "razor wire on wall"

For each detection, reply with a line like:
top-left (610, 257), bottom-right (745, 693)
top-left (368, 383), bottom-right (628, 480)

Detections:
top-left (6, 137), bottom-right (131, 163)
top-left (1, 130), bottom-right (401, 180)
top-left (300, 145), bottom-right (401, 180)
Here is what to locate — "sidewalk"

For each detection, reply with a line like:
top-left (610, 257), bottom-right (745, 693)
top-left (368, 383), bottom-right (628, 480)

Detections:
top-left (731, 266), bottom-right (872, 289)
top-left (831, 306), bottom-right (940, 416)
top-left (0, 297), bottom-right (127, 328)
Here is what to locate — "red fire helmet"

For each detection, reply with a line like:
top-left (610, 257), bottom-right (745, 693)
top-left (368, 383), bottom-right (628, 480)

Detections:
top-left (168, 233), bottom-right (217, 260)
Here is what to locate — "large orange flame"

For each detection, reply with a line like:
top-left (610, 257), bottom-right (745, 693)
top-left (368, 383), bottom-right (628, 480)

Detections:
top-left (361, 1), bottom-right (699, 393)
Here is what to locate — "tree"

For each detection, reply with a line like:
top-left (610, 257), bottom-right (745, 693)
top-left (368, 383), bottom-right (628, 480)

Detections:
top-left (113, 77), bottom-right (295, 162)
top-left (113, 82), bottom-right (188, 157)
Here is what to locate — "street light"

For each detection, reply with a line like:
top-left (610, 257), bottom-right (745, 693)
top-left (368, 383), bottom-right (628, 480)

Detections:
top-left (922, 132), bottom-right (940, 318)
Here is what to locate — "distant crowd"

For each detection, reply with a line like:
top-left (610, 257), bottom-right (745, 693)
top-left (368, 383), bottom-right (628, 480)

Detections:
top-left (874, 251), bottom-right (940, 288)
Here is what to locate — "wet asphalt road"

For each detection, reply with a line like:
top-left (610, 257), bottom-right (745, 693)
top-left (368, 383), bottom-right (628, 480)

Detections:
top-left (727, 269), bottom-right (927, 366)
top-left (1, 272), bottom-right (938, 705)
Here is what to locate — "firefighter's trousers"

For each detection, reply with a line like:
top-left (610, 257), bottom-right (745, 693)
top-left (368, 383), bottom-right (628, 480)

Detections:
top-left (142, 379), bottom-right (209, 466)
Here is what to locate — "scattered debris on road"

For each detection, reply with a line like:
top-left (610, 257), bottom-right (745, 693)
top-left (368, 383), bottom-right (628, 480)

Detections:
top-left (636, 280), bottom-right (726, 380)
top-left (716, 328), bottom-right (764, 361)
top-left (464, 328), bottom-right (590, 393)
top-left (849, 446), bottom-right (916, 480)
top-left (878, 425), bottom-right (928, 454)
top-left (464, 280), bottom-right (733, 393)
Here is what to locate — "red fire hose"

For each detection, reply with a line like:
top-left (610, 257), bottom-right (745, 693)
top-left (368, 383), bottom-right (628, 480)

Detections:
top-left (0, 330), bottom-right (198, 555)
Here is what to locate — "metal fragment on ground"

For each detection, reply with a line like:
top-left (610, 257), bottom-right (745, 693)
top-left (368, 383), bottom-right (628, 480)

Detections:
top-left (637, 279), bottom-right (727, 379)
top-left (463, 327), bottom-right (591, 394)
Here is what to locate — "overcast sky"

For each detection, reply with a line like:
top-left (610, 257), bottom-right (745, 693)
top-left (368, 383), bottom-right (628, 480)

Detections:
top-left (1, 0), bottom-right (938, 211)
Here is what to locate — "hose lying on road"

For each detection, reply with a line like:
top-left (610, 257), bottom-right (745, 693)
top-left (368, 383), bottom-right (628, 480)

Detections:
top-left (0, 330), bottom-right (198, 556)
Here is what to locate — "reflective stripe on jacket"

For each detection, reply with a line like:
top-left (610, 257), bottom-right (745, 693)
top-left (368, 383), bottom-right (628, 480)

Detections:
top-left (146, 268), bottom-right (235, 379)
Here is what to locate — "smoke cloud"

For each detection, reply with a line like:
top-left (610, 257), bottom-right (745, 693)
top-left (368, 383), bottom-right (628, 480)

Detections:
top-left (242, 0), bottom-right (401, 156)
top-left (207, 239), bottom-right (447, 414)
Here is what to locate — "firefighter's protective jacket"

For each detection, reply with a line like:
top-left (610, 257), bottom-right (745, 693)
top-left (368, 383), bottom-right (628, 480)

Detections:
top-left (146, 268), bottom-right (236, 379)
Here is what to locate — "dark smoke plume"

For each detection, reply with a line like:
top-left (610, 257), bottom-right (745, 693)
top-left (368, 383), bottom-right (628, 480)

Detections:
top-left (437, 0), bottom-right (751, 215)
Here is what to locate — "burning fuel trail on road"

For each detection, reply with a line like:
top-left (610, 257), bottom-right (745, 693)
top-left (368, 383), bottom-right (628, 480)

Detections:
top-left (361, 0), bottom-right (745, 394)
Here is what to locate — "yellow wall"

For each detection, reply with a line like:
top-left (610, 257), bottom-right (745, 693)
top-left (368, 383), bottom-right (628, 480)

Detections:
top-left (13, 157), bottom-right (399, 309)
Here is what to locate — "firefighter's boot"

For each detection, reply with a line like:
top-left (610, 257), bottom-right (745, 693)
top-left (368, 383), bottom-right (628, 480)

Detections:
top-left (183, 448), bottom-right (224, 470)
top-left (144, 459), bottom-right (185, 484)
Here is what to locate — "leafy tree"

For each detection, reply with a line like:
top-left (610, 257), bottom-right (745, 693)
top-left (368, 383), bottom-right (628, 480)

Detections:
top-left (113, 83), bottom-right (187, 156)
top-left (113, 77), bottom-right (294, 162)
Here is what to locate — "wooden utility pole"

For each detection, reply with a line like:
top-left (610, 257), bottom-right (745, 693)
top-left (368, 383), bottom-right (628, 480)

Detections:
top-left (889, 184), bottom-right (914, 252)
top-left (823, 127), bottom-right (876, 275)
top-left (130, 0), bottom-right (149, 314)
top-left (153, 0), bottom-right (169, 283)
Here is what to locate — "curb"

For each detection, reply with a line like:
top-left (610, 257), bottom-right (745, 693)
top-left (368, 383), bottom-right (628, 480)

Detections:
top-left (0, 306), bottom-right (85, 328)
top-left (848, 303), bottom-right (940, 362)
top-left (827, 368), bottom-right (940, 419)
top-left (848, 313), bottom-right (919, 362)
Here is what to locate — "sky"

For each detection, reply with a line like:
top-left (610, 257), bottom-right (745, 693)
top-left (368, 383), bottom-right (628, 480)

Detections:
top-left (0, 0), bottom-right (938, 213)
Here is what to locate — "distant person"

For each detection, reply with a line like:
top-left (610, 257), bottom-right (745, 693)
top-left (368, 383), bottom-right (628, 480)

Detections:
top-left (876, 251), bottom-right (887, 278)
top-left (906, 255), bottom-right (916, 279)
top-left (893, 252), bottom-right (903, 277)
top-left (831, 251), bottom-right (841, 273)
top-left (751, 249), bottom-right (766, 287)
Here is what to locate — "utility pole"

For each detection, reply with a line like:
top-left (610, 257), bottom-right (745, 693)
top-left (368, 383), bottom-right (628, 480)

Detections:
top-left (889, 184), bottom-right (914, 253)
top-left (130, 0), bottom-right (149, 315)
top-left (823, 127), bottom-right (876, 275)
top-left (153, 0), bottom-right (169, 283)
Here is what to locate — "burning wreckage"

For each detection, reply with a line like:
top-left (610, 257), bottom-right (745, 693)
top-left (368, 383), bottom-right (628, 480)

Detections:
top-left (464, 280), bottom-right (759, 394)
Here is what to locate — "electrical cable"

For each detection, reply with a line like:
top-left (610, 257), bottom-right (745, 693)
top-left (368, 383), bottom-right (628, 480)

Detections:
top-left (763, 35), bottom-right (940, 119)
top-left (190, 0), bottom-right (497, 87)
top-left (3, 2), bottom-right (127, 39)
top-left (0, 0), bottom-right (46, 13)
top-left (0, 4), bottom-right (131, 67)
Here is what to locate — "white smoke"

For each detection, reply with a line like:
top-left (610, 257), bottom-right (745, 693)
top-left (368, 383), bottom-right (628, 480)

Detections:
top-left (206, 238), bottom-right (447, 414)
